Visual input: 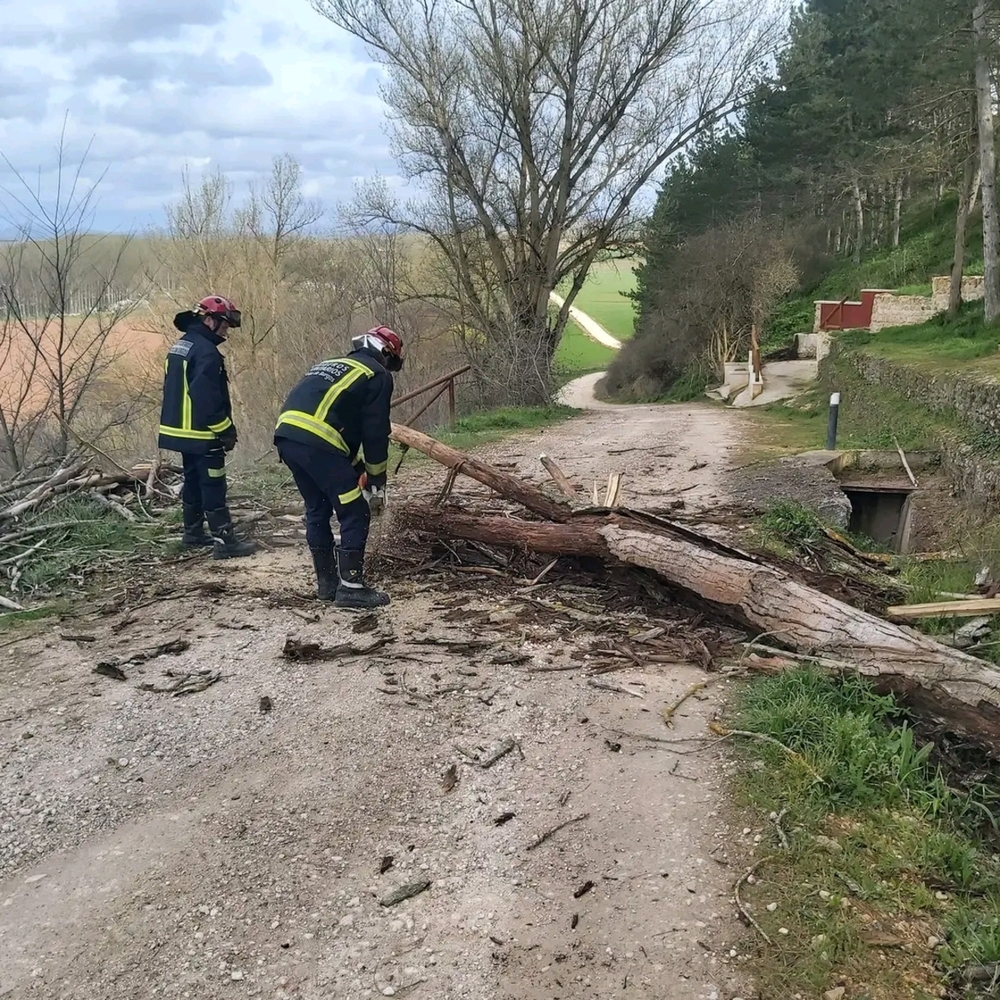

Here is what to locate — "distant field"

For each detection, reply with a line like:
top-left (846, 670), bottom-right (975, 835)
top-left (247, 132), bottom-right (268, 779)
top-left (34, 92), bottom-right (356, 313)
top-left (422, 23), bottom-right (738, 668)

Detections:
top-left (552, 258), bottom-right (638, 379)
top-left (567, 259), bottom-right (638, 342)
top-left (553, 320), bottom-right (618, 378)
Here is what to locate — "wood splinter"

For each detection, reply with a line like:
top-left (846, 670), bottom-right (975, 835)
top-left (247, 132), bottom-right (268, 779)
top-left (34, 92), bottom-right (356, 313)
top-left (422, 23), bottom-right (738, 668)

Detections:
top-left (539, 454), bottom-right (581, 501)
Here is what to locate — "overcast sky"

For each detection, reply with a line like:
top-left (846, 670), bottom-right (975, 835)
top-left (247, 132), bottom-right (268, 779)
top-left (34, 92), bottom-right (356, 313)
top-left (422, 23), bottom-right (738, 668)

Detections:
top-left (0, 0), bottom-right (391, 233)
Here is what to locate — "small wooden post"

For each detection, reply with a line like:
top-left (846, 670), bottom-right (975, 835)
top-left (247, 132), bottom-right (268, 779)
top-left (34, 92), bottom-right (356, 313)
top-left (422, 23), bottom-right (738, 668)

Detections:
top-left (448, 377), bottom-right (456, 427)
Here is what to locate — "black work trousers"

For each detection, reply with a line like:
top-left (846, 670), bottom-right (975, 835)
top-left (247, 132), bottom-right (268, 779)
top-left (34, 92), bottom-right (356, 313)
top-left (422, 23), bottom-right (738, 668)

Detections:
top-left (181, 450), bottom-right (228, 514)
top-left (276, 438), bottom-right (370, 552)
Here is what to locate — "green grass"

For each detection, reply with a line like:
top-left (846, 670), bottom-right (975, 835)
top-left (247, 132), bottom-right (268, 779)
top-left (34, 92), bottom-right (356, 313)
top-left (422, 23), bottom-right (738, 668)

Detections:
top-left (746, 360), bottom-right (960, 457)
top-left (733, 668), bottom-right (1000, 998)
top-left (552, 258), bottom-right (637, 380)
top-left (763, 193), bottom-right (984, 351)
top-left (753, 499), bottom-right (824, 556)
top-left (0, 602), bottom-right (70, 632)
top-left (569, 259), bottom-right (638, 342)
top-left (553, 319), bottom-right (619, 379)
top-left (13, 498), bottom-right (171, 593)
top-left (859, 303), bottom-right (1000, 370)
top-left (392, 403), bottom-right (579, 461)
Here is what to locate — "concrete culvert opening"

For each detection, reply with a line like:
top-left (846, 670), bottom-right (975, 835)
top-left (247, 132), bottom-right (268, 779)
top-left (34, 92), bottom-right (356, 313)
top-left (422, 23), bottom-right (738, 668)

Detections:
top-left (838, 480), bottom-right (917, 553)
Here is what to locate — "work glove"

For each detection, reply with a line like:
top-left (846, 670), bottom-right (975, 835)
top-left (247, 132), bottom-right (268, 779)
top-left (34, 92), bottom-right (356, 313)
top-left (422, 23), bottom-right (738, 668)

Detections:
top-left (363, 484), bottom-right (387, 517)
top-left (217, 426), bottom-right (238, 452)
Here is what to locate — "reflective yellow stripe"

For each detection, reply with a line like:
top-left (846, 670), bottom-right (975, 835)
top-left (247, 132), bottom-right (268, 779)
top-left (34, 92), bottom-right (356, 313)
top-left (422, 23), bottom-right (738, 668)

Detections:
top-left (314, 363), bottom-right (370, 422)
top-left (338, 487), bottom-right (362, 504)
top-left (274, 411), bottom-right (349, 454)
top-left (181, 360), bottom-right (193, 430)
top-left (207, 465), bottom-right (227, 478)
top-left (159, 424), bottom-right (216, 440)
top-left (365, 459), bottom-right (387, 475)
top-left (208, 416), bottom-right (232, 433)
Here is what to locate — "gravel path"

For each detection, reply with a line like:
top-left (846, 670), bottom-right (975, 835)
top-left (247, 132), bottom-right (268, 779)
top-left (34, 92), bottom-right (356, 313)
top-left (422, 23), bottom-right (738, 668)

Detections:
top-left (0, 403), bottom-right (758, 1000)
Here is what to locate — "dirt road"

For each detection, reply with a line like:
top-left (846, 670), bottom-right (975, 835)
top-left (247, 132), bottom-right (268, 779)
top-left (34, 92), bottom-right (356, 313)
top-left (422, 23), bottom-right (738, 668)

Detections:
top-left (0, 397), bottom-right (755, 1000)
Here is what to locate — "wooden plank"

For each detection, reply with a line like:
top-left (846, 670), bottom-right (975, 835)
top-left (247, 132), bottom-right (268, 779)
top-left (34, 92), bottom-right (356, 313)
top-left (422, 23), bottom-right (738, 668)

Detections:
top-left (887, 598), bottom-right (1000, 620)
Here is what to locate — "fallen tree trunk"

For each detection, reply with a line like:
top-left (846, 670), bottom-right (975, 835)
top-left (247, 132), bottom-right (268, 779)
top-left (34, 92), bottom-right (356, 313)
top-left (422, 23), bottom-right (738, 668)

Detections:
top-left (396, 466), bottom-right (1000, 752)
top-left (401, 509), bottom-right (611, 557)
top-left (390, 423), bottom-right (570, 522)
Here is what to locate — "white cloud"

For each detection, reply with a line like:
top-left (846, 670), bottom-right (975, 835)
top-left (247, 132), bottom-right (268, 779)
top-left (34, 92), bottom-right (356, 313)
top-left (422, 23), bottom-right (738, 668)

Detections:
top-left (0, 0), bottom-right (393, 231)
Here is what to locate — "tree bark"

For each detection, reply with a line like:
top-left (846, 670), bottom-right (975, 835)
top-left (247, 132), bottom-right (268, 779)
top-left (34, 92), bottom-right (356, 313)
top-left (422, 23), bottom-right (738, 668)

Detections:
top-left (950, 154), bottom-right (977, 319)
top-left (852, 178), bottom-right (865, 265)
top-left (395, 414), bottom-right (1000, 753)
top-left (974, 0), bottom-right (1000, 323)
top-left (401, 500), bottom-right (1000, 752)
top-left (399, 508), bottom-right (611, 556)
top-left (390, 422), bottom-right (570, 522)
top-left (892, 175), bottom-right (903, 248)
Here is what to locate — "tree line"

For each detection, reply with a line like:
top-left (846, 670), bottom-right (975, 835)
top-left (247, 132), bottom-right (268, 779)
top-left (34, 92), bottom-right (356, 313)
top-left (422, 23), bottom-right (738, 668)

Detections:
top-left (607, 0), bottom-right (1000, 399)
top-left (1, 0), bottom-right (790, 470)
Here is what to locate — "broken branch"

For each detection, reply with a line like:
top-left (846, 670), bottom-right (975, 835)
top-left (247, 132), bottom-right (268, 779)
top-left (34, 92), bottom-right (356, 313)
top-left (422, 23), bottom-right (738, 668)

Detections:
top-left (526, 813), bottom-right (591, 851)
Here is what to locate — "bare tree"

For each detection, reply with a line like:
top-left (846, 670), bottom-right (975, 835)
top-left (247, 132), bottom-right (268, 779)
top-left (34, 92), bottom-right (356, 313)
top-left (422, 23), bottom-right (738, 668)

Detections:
top-left (0, 247), bottom-right (49, 471)
top-left (0, 129), bottom-right (145, 467)
top-left (974, 0), bottom-right (1000, 323)
top-left (154, 157), bottom-right (459, 453)
top-left (313, 0), bottom-right (783, 401)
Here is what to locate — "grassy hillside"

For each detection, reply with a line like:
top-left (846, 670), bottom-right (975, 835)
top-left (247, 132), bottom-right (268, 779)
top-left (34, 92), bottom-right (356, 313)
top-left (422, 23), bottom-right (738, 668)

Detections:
top-left (748, 195), bottom-right (1000, 458)
top-left (765, 195), bottom-right (985, 350)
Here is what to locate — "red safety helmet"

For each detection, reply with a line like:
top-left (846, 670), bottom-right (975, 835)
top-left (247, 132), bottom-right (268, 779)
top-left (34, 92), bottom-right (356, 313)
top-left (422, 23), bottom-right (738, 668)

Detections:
top-left (352, 325), bottom-right (404, 371)
top-left (196, 295), bottom-right (241, 328)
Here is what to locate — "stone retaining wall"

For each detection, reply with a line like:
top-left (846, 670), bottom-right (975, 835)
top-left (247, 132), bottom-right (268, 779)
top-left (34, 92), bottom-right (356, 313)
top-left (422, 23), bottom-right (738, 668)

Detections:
top-left (930, 275), bottom-right (985, 311)
top-left (869, 293), bottom-right (937, 332)
top-left (825, 344), bottom-right (1000, 509)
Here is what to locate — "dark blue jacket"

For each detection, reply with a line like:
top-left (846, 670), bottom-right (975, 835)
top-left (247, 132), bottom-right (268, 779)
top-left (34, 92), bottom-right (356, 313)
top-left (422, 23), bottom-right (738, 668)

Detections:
top-left (273, 348), bottom-right (394, 487)
top-left (158, 321), bottom-right (234, 455)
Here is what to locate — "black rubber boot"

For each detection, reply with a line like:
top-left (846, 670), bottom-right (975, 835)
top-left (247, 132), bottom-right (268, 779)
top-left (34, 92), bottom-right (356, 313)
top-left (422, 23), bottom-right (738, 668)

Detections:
top-left (335, 548), bottom-right (389, 609)
top-left (182, 503), bottom-right (214, 547)
top-left (310, 547), bottom-right (338, 600)
top-left (205, 508), bottom-right (259, 560)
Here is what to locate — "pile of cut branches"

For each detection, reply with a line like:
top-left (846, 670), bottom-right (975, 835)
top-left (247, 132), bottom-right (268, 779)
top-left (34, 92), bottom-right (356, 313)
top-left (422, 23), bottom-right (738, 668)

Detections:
top-left (0, 453), bottom-right (185, 604)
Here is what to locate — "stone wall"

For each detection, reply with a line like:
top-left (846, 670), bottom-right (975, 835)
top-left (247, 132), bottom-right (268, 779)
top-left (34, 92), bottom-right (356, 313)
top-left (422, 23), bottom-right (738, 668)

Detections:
top-left (930, 275), bottom-right (985, 311)
top-left (825, 344), bottom-right (1000, 509)
top-left (796, 332), bottom-right (831, 360)
top-left (812, 276), bottom-right (984, 334)
top-left (868, 292), bottom-right (938, 332)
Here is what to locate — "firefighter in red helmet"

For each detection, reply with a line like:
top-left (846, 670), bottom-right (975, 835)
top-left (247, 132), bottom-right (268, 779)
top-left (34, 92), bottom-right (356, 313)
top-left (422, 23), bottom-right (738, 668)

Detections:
top-left (158, 295), bottom-right (257, 559)
top-left (274, 326), bottom-right (403, 608)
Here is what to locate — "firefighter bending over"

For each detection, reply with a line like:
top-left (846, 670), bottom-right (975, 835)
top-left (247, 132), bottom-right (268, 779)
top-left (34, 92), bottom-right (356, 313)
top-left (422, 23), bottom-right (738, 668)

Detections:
top-left (274, 326), bottom-right (402, 609)
top-left (158, 295), bottom-right (257, 559)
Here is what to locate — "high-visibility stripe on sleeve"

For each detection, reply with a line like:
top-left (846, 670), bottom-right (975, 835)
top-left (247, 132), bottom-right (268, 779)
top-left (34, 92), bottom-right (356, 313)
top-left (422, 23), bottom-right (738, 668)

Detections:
top-left (364, 459), bottom-right (388, 475)
top-left (338, 487), bottom-right (363, 504)
top-left (159, 424), bottom-right (216, 440)
top-left (181, 360), bottom-right (193, 430)
top-left (208, 416), bottom-right (233, 434)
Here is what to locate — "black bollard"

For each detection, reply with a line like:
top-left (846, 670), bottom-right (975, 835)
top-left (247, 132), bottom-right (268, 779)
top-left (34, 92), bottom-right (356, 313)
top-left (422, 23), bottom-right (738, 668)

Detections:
top-left (826, 391), bottom-right (840, 451)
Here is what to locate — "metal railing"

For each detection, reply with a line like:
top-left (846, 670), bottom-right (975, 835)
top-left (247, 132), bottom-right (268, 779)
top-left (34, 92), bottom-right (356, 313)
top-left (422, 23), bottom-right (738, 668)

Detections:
top-left (390, 365), bottom-right (471, 429)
